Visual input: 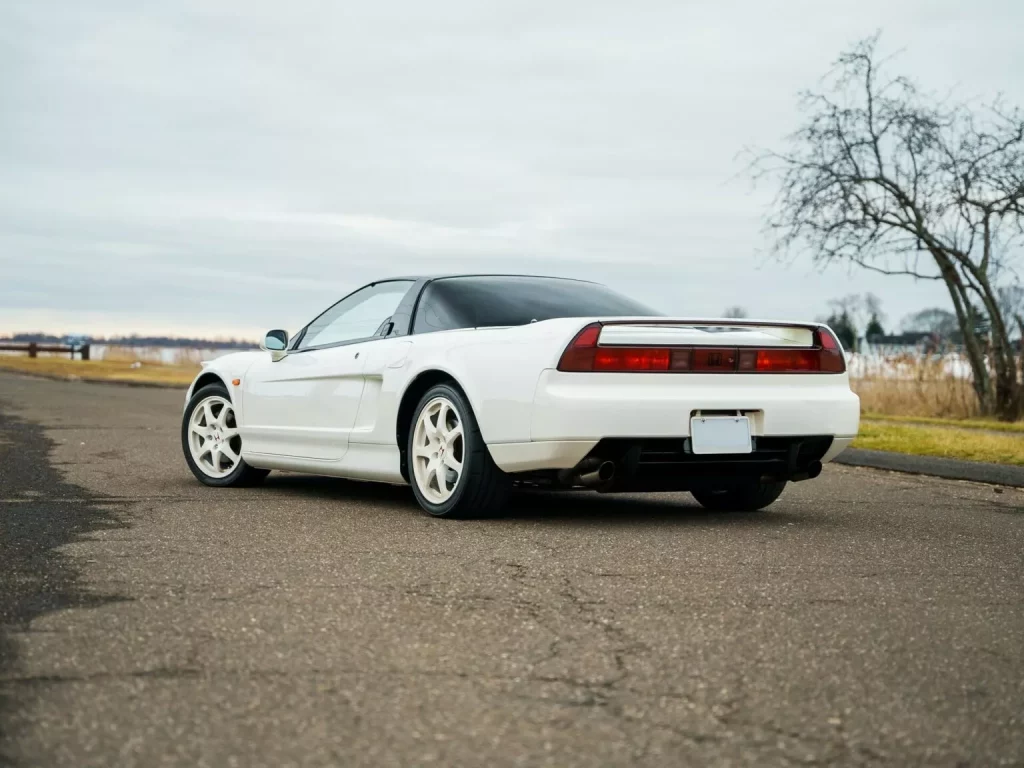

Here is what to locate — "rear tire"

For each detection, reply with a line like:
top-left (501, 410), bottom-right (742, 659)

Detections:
top-left (182, 383), bottom-right (270, 488)
top-left (690, 480), bottom-right (787, 512)
top-left (407, 383), bottom-right (510, 518)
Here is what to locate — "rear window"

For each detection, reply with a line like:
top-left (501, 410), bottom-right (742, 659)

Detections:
top-left (412, 276), bottom-right (660, 334)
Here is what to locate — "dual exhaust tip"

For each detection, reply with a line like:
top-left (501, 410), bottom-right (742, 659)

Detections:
top-left (577, 460), bottom-right (616, 487)
top-left (559, 459), bottom-right (616, 489)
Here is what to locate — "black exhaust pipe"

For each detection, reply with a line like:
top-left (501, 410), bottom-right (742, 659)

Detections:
top-left (558, 459), bottom-right (616, 488)
top-left (578, 461), bottom-right (616, 487)
top-left (788, 461), bottom-right (823, 483)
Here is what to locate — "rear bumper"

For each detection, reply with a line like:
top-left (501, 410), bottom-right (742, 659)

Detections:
top-left (530, 369), bottom-right (860, 441)
top-left (489, 440), bottom-right (599, 473)
top-left (822, 437), bottom-right (853, 462)
top-left (486, 369), bottom-right (859, 475)
top-left (573, 434), bottom-right (837, 491)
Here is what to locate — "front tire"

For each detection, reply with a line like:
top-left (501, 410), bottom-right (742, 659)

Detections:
top-left (690, 480), bottom-right (787, 512)
top-left (182, 383), bottom-right (270, 487)
top-left (407, 383), bottom-right (510, 518)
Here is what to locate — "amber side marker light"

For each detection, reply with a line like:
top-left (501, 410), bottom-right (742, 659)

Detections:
top-left (232, 378), bottom-right (241, 386)
top-left (556, 323), bottom-right (847, 374)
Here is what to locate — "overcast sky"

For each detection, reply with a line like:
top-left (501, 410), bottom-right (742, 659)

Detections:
top-left (2, 0), bottom-right (1022, 339)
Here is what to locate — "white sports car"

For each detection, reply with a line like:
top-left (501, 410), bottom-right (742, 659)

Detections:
top-left (181, 275), bottom-right (860, 517)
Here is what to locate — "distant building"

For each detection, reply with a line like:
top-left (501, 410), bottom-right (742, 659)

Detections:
top-left (865, 331), bottom-right (944, 354)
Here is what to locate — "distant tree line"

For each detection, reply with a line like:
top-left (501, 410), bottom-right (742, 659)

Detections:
top-left (723, 290), bottom-right (1021, 355)
top-left (0, 333), bottom-right (259, 350)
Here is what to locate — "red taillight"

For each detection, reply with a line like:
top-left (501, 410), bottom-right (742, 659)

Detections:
top-left (594, 347), bottom-right (670, 371)
top-left (557, 323), bottom-right (603, 371)
top-left (558, 323), bottom-right (847, 374)
top-left (816, 327), bottom-right (847, 373)
top-left (753, 349), bottom-right (819, 372)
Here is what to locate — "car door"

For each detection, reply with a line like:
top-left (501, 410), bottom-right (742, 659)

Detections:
top-left (240, 280), bottom-right (415, 461)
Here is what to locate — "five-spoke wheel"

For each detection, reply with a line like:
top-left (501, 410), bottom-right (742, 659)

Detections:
top-left (187, 394), bottom-right (242, 478)
top-left (411, 396), bottom-right (465, 504)
top-left (181, 383), bottom-right (269, 487)
top-left (407, 383), bottom-right (510, 517)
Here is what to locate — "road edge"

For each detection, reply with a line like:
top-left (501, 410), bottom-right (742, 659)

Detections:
top-left (0, 368), bottom-right (187, 390)
top-left (835, 447), bottom-right (1024, 488)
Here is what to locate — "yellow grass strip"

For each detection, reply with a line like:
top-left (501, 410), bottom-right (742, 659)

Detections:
top-left (853, 422), bottom-right (1024, 466)
top-left (0, 356), bottom-right (199, 387)
top-left (861, 412), bottom-right (1024, 434)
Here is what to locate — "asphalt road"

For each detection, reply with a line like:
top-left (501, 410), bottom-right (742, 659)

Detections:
top-left (1, 373), bottom-right (1023, 767)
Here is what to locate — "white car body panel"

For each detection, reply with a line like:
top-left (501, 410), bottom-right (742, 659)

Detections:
top-left (186, 315), bottom-right (860, 485)
top-left (242, 344), bottom-right (366, 460)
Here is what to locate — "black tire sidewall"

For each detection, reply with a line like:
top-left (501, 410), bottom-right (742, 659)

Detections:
top-left (407, 384), bottom-right (477, 517)
top-left (181, 383), bottom-right (250, 487)
top-left (691, 480), bottom-right (787, 512)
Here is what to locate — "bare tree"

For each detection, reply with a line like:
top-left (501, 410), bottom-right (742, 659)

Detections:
top-left (998, 282), bottom-right (1024, 383)
top-left (828, 294), bottom-right (864, 320)
top-left (722, 306), bottom-right (749, 318)
top-left (864, 292), bottom-right (886, 327)
top-left (997, 283), bottom-right (1024, 336)
top-left (750, 35), bottom-right (1024, 419)
top-left (903, 307), bottom-right (959, 337)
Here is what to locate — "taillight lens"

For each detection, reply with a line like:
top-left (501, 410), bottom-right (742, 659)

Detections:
top-left (752, 349), bottom-right (819, 372)
top-left (557, 324), bottom-right (847, 374)
top-left (594, 348), bottom-right (670, 371)
top-left (557, 323), bottom-right (603, 371)
top-left (815, 327), bottom-right (847, 373)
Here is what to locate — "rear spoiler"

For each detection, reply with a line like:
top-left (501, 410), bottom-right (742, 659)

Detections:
top-left (593, 319), bottom-right (823, 349)
top-left (588, 317), bottom-right (821, 329)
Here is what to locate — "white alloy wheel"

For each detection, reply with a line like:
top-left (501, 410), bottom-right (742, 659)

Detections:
top-left (187, 395), bottom-right (242, 479)
top-left (411, 396), bottom-right (465, 504)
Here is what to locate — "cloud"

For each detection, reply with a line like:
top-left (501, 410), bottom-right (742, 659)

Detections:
top-left (2, 0), bottom-right (1022, 336)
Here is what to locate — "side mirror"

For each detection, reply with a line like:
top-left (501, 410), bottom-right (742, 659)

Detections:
top-left (261, 329), bottom-right (289, 362)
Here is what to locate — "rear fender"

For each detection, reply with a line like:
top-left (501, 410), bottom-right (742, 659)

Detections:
top-left (400, 325), bottom-right (573, 444)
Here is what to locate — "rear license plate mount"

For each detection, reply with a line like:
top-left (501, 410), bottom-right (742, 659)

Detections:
top-left (689, 415), bottom-right (752, 455)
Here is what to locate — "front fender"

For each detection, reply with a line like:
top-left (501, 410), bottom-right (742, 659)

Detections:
top-left (183, 351), bottom-right (266, 418)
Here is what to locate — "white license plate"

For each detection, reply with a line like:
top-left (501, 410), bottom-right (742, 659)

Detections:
top-left (689, 415), bottom-right (752, 455)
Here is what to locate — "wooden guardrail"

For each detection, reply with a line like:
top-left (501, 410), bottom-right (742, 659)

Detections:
top-left (0, 342), bottom-right (91, 360)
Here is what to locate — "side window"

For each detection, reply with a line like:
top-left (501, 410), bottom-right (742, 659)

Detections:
top-left (411, 282), bottom-right (467, 334)
top-left (298, 281), bottom-right (414, 349)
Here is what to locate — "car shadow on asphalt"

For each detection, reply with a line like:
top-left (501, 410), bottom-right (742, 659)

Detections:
top-left (259, 474), bottom-right (810, 527)
top-left (503, 490), bottom-right (809, 527)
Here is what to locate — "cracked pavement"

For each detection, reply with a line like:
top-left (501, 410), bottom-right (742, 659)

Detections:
top-left (1, 373), bottom-right (1023, 767)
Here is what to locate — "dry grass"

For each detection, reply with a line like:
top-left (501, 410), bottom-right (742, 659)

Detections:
top-left (853, 422), bottom-right (1024, 465)
top-left (0, 356), bottom-right (199, 387)
top-left (850, 354), bottom-right (981, 419)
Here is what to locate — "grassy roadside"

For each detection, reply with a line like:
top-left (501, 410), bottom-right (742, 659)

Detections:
top-left (861, 411), bottom-right (1024, 434)
top-left (852, 422), bottom-right (1024, 466)
top-left (0, 356), bottom-right (199, 387)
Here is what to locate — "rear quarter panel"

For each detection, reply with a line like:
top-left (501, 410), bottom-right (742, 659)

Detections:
top-left (398, 319), bottom-right (583, 444)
